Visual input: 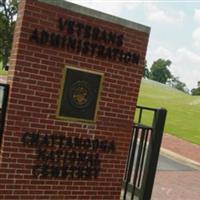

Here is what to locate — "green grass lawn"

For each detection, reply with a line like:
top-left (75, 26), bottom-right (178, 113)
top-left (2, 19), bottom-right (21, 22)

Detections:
top-left (0, 61), bottom-right (8, 75)
top-left (136, 79), bottom-right (200, 146)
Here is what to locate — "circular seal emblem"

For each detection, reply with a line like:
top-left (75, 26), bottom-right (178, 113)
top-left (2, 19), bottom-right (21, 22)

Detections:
top-left (69, 81), bottom-right (93, 109)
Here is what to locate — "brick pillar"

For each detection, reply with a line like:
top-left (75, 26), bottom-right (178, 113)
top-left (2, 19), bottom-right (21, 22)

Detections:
top-left (0, 0), bottom-right (150, 199)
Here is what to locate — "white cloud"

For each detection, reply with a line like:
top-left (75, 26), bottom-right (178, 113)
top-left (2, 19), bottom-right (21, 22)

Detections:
top-left (66, 0), bottom-right (141, 16)
top-left (192, 27), bottom-right (200, 49)
top-left (147, 46), bottom-right (200, 90)
top-left (153, 47), bottom-right (173, 60)
top-left (146, 4), bottom-right (185, 24)
top-left (176, 48), bottom-right (200, 63)
top-left (194, 9), bottom-right (200, 23)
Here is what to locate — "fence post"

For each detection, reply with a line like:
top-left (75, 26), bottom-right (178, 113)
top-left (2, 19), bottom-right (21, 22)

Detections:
top-left (140, 108), bottom-right (167, 200)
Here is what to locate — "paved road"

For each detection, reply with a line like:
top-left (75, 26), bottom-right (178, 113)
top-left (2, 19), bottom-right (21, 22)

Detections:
top-left (157, 154), bottom-right (196, 171)
top-left (121, 153), bottom-right (198, 200)
top-left (152, 153), bottom-right (199, 200)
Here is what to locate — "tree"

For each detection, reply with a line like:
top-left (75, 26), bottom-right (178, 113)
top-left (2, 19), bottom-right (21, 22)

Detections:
top-left (191, 82), bottom-right (200, 95)
top-left (0, 0), bottom-right (18, 68)
top-left (150, 58), bottom-right (172, 84)
top-left (168, 76), bottom-right (188, 93)
top-left (143, 60), bottom-right (150, 78)
top-left (191, 88), bottom-right (200, 95)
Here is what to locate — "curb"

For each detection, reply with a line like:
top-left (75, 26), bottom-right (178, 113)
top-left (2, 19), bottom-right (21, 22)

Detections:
top-left (160, 148), bottom-right (200, 171)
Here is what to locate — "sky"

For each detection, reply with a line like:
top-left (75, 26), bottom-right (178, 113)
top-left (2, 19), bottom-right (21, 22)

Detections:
top-left (66, 0), bottom-right (200, 90)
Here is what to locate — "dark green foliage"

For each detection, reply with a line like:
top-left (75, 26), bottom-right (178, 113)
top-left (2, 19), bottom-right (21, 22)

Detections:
top-left (146, 58), bottom-right (188, 93)
top-left (191, 87), bottom-right (200, 96)
top-left (0, 0), bottom-right (18, 67)
top-left (169, 76), bottom-right (188, 93)
top-left (143, 60), bottom-right (150, 78)
top-left (150, 58), bottom-right (172, 84)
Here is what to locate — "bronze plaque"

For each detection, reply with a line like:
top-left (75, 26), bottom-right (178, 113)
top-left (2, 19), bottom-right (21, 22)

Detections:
top-left (57, 67), bottom-right (103, 122)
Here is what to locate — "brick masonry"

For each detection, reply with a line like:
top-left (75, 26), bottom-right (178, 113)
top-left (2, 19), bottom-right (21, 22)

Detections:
top-left (0, 0), bottom-right (149, 199)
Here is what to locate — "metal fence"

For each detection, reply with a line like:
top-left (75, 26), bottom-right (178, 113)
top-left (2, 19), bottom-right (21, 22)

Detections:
top-left (122, 106), bottom-right (167, 200)
top-left (0, 83), bottom-right (9, 146)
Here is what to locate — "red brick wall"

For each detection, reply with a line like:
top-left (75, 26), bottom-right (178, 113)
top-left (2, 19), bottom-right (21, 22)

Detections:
top-left (0, 0), bottom-right (149, 199)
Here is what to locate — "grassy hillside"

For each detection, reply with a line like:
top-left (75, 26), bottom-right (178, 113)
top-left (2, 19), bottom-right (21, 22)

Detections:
top-left (136, 79), bottom-right (200, 146)
top-left (0, 61), bottom-right (8, 75)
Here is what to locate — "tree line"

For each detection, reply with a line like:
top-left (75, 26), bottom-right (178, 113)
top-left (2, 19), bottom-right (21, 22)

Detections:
top-left (143, 59), bottom-right (200, 95)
